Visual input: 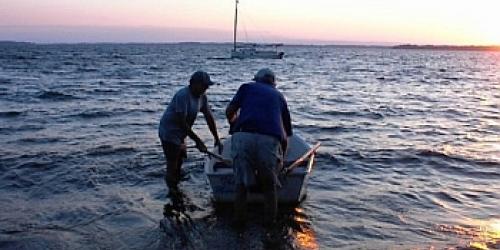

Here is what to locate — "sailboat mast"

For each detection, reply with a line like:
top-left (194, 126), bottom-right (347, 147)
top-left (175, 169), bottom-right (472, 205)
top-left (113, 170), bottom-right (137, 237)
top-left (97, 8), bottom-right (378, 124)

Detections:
top-left (233, 0), bottom-right (238, 51)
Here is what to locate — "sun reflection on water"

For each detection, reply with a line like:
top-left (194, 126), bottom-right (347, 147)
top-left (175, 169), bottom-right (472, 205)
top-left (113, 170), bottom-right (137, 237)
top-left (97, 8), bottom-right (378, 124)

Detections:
top-left (437, 218), bottom-right (500, 250)
top-left (440, 140), bottom-right (500, 163)
top-left (292, 207), bottom-right (319, 250)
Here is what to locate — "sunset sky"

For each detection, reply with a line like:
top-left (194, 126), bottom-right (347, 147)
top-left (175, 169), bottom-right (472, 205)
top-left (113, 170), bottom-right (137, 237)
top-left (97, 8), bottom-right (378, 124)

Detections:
top-left (1, 0), bottom-right (499, 45)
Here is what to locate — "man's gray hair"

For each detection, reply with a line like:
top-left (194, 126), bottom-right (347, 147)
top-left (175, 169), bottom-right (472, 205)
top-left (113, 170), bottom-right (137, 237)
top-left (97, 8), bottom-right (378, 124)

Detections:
top-left (253, 68), bottom-right (275, 83)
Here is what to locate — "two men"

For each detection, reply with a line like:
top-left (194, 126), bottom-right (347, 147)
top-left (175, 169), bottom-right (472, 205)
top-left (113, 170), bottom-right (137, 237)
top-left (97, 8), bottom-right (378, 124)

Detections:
top-left (158, 68), bottom-right (292, 227)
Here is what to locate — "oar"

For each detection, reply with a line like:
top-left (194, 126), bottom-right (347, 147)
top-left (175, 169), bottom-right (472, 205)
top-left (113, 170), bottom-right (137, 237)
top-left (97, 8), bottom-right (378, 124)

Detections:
top-left (205, 150), bottom-right (232, 165)
top-left (281, 142), bottom-right (321, 175)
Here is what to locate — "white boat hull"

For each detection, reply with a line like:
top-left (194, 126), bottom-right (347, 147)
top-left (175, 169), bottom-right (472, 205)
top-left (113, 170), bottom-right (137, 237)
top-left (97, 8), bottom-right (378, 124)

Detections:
top-left (231, 49), bottom-right (284, 59)
top-left (205, 134), bottom-right (315, 204)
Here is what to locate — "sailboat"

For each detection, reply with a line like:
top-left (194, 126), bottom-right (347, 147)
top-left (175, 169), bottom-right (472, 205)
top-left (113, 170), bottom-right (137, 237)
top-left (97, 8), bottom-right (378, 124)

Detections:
top-left (230, 0), bottom-right (285, 59)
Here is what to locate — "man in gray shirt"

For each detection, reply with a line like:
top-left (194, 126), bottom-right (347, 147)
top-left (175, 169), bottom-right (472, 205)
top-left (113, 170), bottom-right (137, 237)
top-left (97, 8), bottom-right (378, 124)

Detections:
top-left (159, 71), bottom-right (221, 193)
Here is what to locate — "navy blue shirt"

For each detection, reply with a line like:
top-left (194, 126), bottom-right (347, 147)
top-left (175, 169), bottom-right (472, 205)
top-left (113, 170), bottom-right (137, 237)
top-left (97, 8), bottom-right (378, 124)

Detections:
top-left (229, 81), bottom-right (292, 142)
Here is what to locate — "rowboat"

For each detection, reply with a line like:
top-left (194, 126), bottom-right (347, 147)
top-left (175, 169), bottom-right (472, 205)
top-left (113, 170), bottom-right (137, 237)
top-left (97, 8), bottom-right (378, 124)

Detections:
top-left (204, 134), bottom-right (318, 204)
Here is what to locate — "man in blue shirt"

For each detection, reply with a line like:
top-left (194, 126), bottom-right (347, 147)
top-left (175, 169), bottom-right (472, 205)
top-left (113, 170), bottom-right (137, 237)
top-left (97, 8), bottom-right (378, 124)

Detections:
top-left (159, 71), bottom-right (222, 194)
top-left (226, 68), bottom-right (292, 227)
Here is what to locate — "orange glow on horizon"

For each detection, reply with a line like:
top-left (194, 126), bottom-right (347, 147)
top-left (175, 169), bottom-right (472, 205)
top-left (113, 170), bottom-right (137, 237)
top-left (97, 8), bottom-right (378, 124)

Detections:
top-left (1, 0), bottom-right (500, 45)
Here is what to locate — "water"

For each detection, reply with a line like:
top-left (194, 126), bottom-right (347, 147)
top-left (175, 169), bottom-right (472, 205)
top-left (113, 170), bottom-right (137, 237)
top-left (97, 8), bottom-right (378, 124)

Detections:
top-left (0, 43), bottom-right (499, 249)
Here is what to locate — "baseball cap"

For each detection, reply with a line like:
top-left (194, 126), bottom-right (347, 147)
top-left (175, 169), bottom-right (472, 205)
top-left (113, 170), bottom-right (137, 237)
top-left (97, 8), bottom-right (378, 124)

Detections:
top-left (190, 71), bottom-right (215, 86)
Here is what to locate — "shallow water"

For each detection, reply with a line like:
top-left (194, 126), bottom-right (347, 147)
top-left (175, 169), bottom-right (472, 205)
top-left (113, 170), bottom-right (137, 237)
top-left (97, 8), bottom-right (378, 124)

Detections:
top-left (0, 43), bottom-right (499, 249)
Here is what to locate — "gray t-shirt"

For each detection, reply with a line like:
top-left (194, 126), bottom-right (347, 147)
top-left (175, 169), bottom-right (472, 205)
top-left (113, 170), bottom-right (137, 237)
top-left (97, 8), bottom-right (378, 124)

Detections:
top-left (158, 86), bottom-right (208, 145)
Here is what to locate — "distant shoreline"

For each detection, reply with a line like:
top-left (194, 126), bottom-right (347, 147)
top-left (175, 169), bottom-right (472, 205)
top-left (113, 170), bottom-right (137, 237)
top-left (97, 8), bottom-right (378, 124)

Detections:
top-left (1, 41), bottom-right (499, 51)
top-left (0, 40), bottom-right (388, 48)
top-left (392, 44), bottom-right (500, 51)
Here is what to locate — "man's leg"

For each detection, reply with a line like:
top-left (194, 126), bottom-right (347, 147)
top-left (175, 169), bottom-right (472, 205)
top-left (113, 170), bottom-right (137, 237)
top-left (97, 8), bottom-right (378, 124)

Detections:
top-left (258, 169), bottom-right (278, 226)
top-left (177, 143), bottom-right (187, 181)
top-left (231, 133), bottom-right (254, 227)
top-left (256, 135), bottom-right (281, 226)
top-left (161, 141), bottom-right (182, 191)
top-left (233, 183), bottom-right (247, 227)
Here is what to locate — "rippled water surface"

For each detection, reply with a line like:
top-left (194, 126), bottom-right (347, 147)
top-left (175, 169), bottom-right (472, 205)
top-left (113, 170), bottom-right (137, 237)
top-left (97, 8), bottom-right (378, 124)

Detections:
top-left (0, 43), bottom-right (499, 249)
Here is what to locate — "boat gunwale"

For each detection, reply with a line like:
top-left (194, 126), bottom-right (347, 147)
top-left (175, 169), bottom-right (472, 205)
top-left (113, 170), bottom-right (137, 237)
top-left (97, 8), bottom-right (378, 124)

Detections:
top-left (205, 151), bottom-right (315, 177)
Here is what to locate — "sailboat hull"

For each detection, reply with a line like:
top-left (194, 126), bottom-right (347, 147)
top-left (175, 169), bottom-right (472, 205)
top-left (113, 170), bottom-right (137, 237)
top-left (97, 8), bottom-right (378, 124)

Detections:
top-left (231, 49), bottom-right (284, 59)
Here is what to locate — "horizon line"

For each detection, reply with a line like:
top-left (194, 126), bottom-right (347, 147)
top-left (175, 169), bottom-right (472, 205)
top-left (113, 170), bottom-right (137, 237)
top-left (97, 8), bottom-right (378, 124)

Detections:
top-left (1, 25), bottom-right (499, 47)
top-left (2, 40), bottom-right (500, 49)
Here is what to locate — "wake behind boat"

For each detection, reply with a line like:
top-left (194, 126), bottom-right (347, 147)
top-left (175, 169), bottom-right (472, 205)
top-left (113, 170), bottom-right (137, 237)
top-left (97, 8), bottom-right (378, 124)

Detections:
top-left (205, 134), bottom-right (317, 204)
